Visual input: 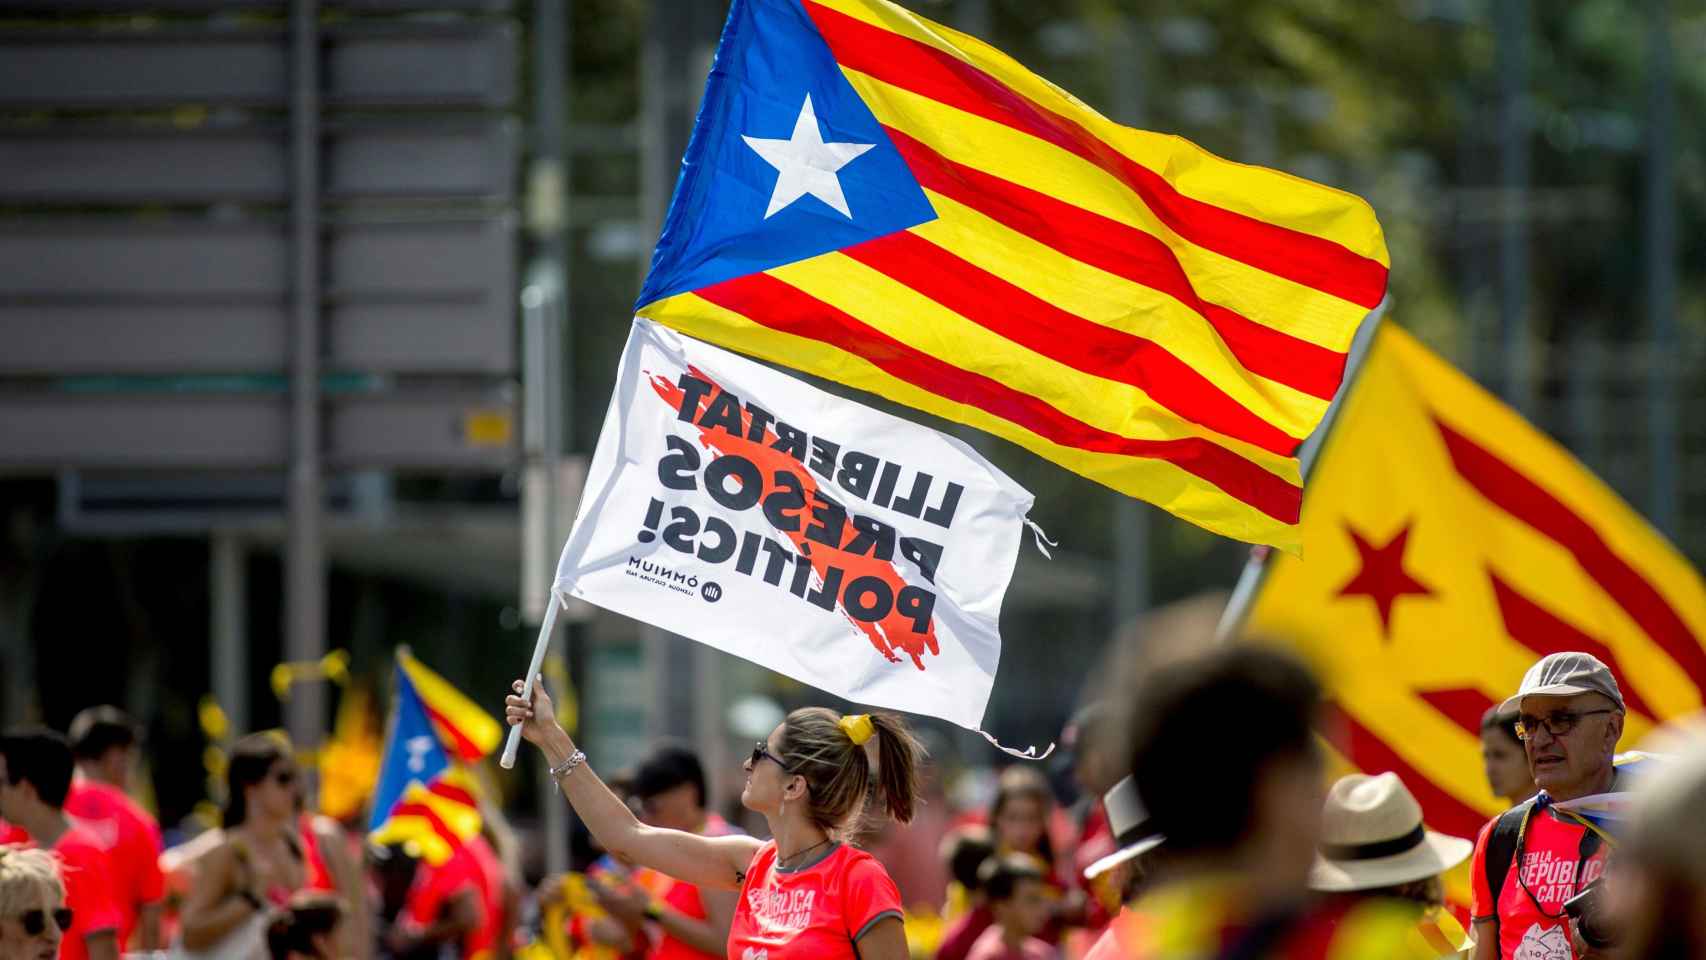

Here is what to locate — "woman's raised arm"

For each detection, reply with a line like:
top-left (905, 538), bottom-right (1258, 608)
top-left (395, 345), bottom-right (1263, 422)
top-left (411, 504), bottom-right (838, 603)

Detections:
top-left (507, 679), bottom-right (763, 891)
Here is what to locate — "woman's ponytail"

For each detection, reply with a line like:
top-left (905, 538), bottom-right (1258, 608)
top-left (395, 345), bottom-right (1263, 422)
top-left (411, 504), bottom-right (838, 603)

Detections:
top-left (778, 707), bottom-right (927, 838)
top-left (868, 712), bottom-right (924, 825)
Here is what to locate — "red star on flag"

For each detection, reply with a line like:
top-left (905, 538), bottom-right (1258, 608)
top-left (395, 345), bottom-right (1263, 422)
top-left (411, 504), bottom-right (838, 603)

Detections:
top-left (1335, 522), bottom-right (1434, 637)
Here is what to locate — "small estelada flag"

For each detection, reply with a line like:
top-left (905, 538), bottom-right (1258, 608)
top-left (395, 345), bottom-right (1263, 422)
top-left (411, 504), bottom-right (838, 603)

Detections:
top-left (1240, 324), bottom-right (1706, 845)
top-left (634, 0), bottom-right (1389, 551)
top-left (369, 652), bottom-right (486, 865)
top-left (397, 648), bottom-right (502, 764)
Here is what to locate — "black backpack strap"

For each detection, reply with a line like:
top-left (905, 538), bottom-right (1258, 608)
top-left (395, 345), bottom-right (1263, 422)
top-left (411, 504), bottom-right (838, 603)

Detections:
top-left (1215, 908), bottom-right (1299, 960)
top-left (1482, 800), bottom-right (1535, 955)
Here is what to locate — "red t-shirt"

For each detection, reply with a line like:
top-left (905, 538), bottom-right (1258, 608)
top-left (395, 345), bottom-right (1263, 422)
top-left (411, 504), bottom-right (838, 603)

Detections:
top-left (965, 924), bottom-right (1057, 960)
top-left (726, 841), bottom-right (902, 960)
top-left (52, 824), bottom-right (125, 960)
top-left (1080, 908), bottom-right (1129, 960)
top-left (1072, 803), bottom-right (1116, 936)
top-left (467, 835), bottom-right (509, 959)
top-left (0, 819), bottom-right (28, 845)
top-left (651, 814), bottom-right (738, 960)
top-left (1470, 809), bottom-right (1608, 960)
top-left (298, 814), bottom-right (335, 893)
top-left (407, 844), bottom-right (493, 958)
top-left (938, 904), bottom-right (996, 960)
top-left (65, 780), bottom-right (165, 947)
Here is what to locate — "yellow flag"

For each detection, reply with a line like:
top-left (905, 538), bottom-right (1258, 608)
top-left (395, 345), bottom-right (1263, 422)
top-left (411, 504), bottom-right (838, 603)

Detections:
top-left (1240, 324), bottom-right (1706, 852)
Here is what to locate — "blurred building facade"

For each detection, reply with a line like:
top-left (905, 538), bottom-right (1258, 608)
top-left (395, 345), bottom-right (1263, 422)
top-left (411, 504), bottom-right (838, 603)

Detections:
top-left (0, 0), bottom-right (1701, 849)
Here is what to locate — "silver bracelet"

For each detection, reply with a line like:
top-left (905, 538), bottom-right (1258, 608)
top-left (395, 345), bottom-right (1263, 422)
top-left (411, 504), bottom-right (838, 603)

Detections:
top-left (549, 749), bottom-right (586, 781)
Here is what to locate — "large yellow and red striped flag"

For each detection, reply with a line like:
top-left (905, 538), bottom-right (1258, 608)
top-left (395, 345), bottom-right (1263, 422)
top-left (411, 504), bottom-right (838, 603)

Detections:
top-left (1237, 323), bottom-right (1706, 871)
top-left (634, 0), bottom-right (1388, 550)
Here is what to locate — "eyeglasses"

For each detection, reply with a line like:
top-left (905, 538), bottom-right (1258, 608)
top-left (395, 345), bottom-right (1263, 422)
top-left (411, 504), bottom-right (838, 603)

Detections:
top-left (748, 742), bottom-right (789, 773)
top-left (1514, 709), bottom-right (1615, 741)
top-left (17, 908), bottom-right (73, 937)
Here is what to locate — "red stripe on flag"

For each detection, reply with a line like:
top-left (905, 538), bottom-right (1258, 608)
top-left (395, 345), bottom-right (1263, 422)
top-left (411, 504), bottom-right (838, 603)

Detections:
top-left (1324, 703), bottom-right (1491, 841)
top-left (421, 703), bottom-right (486, 763)
top-left (1434, 417), bottom-right (1706, 693)
top-left (388, 801), bottom-right (464, 852)
top-left (886, 127), bottom-right (1348, 402)
top-left (694, 272), bottom-right (1303, 524)
top-left (1416, 687), bottom-right (1500, 738)
top-left (1487, 572), bottom-right (1658, 720)
top-left (841, 231), bottom-right (1305, 456)
top-left (426, 780), bottom-right (478, 809)
top-left (804, 1), bottom-right (1389, 310)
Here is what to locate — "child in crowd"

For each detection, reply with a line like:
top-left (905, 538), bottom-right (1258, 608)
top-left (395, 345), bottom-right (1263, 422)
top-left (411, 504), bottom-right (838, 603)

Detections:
top-left (934, 828), bottom-right (996, 960)
top-left (964, 856), bottom-right (1057, 960)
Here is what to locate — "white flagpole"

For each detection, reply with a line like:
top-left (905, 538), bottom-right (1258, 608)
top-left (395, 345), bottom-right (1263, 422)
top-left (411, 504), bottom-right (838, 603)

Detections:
top-left (1215, 296), bottom-right (1391, 642)
top-left (500, 594), bottom-right (562, 769)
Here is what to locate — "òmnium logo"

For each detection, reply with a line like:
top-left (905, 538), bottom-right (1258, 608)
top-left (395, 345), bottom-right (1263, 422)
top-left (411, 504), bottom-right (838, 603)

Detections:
top-left (626, 556), bottom-right (716, 601)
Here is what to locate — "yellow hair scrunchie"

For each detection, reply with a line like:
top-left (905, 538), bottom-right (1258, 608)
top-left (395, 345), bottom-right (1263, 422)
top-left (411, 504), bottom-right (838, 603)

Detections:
top-left (838, 714), bottom-right (875, 746)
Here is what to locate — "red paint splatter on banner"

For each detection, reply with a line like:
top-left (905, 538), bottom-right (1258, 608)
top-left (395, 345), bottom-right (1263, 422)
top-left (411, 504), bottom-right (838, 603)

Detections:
top-left (647, 367), bottom-right (940, 670)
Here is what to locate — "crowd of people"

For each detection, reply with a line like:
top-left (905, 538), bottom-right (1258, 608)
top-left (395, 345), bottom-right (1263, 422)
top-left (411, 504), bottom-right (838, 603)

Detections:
top-left (504, 645), bottom-right (1706, 960)
top-left (2, 641), bottom-right (1704, 959)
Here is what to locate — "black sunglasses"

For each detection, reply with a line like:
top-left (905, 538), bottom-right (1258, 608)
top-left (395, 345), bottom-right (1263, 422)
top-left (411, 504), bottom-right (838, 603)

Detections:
top-left (748, 741), bottom-right (789, 773)
top-left (18, 908), bottom-right (73, 937)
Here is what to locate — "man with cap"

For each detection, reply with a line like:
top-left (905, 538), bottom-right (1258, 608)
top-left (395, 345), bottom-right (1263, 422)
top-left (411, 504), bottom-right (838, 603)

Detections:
top-left (1309, 772), bottom-right (1474, 957)
top-left (1469, 652), bottom-right (1628, 960)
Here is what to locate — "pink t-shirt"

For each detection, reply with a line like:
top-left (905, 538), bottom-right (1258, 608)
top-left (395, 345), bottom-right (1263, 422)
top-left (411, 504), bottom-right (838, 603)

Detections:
top-left (65, 780), bottom-right (165, 947)
top-left (726, 841), bottom-right (902, 960)
top-left (965, 924), bottom-right (1058, 960)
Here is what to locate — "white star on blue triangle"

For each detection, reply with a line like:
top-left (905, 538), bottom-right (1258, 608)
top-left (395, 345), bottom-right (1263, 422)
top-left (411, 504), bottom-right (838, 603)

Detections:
top-left (635, 0), bottom-right (936, 308)
top-left (743, 94), bottom-right (875, 219)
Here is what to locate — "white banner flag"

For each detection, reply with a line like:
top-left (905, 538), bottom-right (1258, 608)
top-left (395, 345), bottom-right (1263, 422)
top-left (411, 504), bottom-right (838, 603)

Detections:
top-left (555, 318), bottom-right (1036, 731)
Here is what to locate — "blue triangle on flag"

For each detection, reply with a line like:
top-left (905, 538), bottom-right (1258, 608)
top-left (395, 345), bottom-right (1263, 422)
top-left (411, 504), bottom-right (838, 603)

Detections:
top-left (635, 0), bottom-right (937, 309)
top-left (369, 664), bottom-right (451, 834)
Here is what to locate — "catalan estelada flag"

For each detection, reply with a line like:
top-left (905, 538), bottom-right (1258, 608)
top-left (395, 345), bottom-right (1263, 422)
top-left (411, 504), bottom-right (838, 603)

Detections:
top-left (398, 648), bottom-right (502, 763)
top-left (635, 0), bottom-right (1388, 550)
top-left (369, 656), bottom-right (485, 865)
top-left (1237, 323), bottom-right (1706, 891)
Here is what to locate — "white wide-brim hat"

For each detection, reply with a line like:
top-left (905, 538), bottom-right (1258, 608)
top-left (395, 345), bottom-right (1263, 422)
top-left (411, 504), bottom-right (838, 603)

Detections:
top-left (1308, 772), bottom-right (1474, 893)
top-left (1084, 776), bottom-right (1165, 881)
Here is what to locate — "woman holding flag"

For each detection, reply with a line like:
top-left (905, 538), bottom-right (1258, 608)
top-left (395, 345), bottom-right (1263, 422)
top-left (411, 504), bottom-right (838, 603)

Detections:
top-left (505, 677), bottom-right (920, 960)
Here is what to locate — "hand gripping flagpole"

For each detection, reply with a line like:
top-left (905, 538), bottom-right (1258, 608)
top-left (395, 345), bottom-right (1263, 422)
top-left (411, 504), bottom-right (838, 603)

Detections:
top-left (500, 593), bottom-right (562, 770)
top-left (1215, 296), bottom-right (1391, 643)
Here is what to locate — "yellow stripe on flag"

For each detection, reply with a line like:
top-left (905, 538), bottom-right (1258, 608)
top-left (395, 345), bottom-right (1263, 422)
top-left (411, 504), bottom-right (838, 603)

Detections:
top-left (639, 291), bottom-right (1300, 548)
top-left (910, 190), bottom-right (1333, 437)
top-left (845, 69), bottom-right (1370, 350)
top-left (814, 0), bottom-right (1388, 266)
top-left (765, 251), bottom-right (1300, 479)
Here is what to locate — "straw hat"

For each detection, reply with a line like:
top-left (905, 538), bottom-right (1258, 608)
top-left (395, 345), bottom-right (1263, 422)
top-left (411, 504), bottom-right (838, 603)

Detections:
top-left (1083, 776), bottom-right (1165, 880)
top-left (1308, 772), bottom-right (1473, 892)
